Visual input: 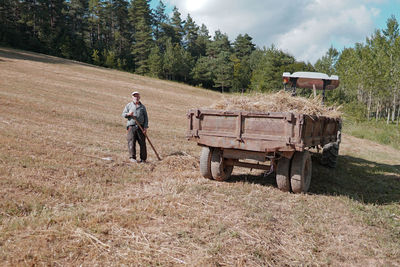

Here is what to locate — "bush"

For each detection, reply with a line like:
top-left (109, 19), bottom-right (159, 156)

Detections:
top-left (343, 101), bottom-right (367, 122)
top-left (92, 49), bottom-right (101, 66)
top-left (104, 50), bottom-right (116, 68)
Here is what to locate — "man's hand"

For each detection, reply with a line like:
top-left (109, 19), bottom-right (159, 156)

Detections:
top-left (143, 128), bottom-right (147, 134)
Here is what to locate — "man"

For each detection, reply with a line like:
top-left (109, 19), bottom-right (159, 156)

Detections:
top-left (122, 91), bottom-right (148, 163)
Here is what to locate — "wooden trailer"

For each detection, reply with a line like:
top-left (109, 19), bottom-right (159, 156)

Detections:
top-left (186, 109), bottom-right (341, 193)
top-left (187, 71), bottom-right (342, 193)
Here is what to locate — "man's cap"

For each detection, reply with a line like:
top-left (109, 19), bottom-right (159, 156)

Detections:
top-left (131, 91), bottom-right (140, 96)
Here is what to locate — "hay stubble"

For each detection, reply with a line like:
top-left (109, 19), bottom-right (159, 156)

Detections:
top-left (0, 48), bottom-right (399, 266)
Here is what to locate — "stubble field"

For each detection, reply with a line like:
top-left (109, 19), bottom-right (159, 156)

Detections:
top-left (1, 47), bottom-right (399, 266)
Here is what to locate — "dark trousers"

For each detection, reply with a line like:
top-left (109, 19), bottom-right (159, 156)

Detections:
top-left (127, 125), bottom-right (147, 160)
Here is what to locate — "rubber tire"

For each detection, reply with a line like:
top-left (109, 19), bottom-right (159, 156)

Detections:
top-left (200, 147), bottom-right (213, 179)
top-left (321, 142), bottom-right (339, 168)
top-left (290, 151), bottom-right (312, 193)
top-left (210, 149), bottom-right (233, 181)
top-left (276, 157), bottom-right (291, 192)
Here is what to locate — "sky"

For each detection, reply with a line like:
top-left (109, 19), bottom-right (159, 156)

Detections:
top-left (151, 0), bottom-right (400, 64)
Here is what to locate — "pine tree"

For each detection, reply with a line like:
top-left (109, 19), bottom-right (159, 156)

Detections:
top-left (110, 0), bottom-right (130, 64)
top-left (179, 47), bottom-right (195, 82)
top-left (148, 45), bottom-right (163, 78)
top-left (233, 34), bottom-right (255, 59)
top-left (170, 6), bottom-right (184, 45)
top-left (206, 30), bottom-right (231, 58)
top-left (192, 30), bottom-right (232, 90)
top-left (88, 0), bottom-right (104, 50)
top-left (63, 0), bottom-right (89, 61)
top-left (129, 0), bottom-right (153, 74)
top-left (192, 56), bottom-right (214, 88)
top-left (129, 0), bottom-right (152, 29)
top-left (183, 14), bottom-right (199, 58)
top-left (195, 24), bottom-right (210, 57)
top-left (214, 51), bottom-right (233, 93)
top-left (46, 0), bottom-right (68, 55)
top-left (153, 1), bottom-right (168, 41)
top-left (231, 34), bottom-right (255, 92)
top-left (163, 38), bottom-right (179, 80)
top-left (250, 46), bottom-right (296, 92)
top-left (131, 17), bottom-right (153, 74)
top-left (0, 0), bottom-right (21, 46)
top-left (66, 0), bottom-right (88, 39)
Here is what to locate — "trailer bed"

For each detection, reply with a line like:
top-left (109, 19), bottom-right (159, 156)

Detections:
top-left (187, 108), bottom-right (340, 153)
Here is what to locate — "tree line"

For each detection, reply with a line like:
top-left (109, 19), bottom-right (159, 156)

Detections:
top-left (0, 0), bottom-right (313, 92)
top-left (314, 16), bottom-right (400, 124)
top-left (0, 0), bottom-right (399, 123)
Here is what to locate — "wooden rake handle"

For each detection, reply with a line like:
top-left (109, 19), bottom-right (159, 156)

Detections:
top-left (133, 117), bottom-right (162, 161)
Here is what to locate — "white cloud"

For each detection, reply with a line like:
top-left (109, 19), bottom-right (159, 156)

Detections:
top-left (165, 0), bottom-right (380, 63)
top-left (183, 0), bottom-right (211, 13)
top-left (370, 7), bottom-right (381, 17)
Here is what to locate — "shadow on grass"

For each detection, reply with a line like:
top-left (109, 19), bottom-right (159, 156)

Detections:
top-left (228, 172), bottom-right (276, 187)
top-left (0, 48), bottom-right (68, 64)
top-left (0, 47), bottom-right (95, 68)
top-left (310, 155), bottom-right (400, 204)
top-left (228, 155), bottom-right (400, 205)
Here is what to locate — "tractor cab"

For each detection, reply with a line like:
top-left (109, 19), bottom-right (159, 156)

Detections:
top-left (282, 72), bottom-right (339, 104)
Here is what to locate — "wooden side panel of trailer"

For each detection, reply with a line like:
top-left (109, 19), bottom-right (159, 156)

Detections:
top-left (187, 109), bottom-right (340, 153)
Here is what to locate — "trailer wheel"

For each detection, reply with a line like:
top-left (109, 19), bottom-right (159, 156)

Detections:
top-left (200, 147), bottom-right (213, 179)
top-left (276, 157), bottom-right (291, 192)
top-left (290, 151), bottom-right (312, 193)
top-left (211, 149), bottom-right (233, 181)
top-left (321, 142), bottom-right (339, 168)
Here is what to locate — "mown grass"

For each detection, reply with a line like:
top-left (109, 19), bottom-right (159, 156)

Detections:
top-left (1, 47), bottom-right (400, 266)
top-left (311, 153), bottom-right (400, 204)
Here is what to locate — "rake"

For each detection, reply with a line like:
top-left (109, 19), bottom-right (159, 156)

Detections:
top-left (132, 117), bottom-right (162, 161)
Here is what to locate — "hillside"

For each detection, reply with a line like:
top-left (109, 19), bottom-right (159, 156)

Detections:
top-left (1, 47), bottom-right (399, 266)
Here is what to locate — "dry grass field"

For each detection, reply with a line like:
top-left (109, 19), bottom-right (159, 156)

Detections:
top-left (1, 47), bottom-right (400, 266)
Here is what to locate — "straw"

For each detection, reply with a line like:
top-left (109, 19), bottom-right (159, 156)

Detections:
top-left (209, 91), bottom-right (342, 118)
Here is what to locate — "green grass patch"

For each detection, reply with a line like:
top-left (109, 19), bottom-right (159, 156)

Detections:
top-left (342, 119), bottom-right (400, 149)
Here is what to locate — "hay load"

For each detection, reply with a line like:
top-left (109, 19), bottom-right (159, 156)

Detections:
top-left (210, 91), bottom-right (342, 118)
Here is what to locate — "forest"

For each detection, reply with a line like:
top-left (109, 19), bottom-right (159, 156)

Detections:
top-left (1, 0), bottom-right (399, 124)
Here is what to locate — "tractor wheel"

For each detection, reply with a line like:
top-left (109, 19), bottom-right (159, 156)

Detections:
top-left (290, 151), bottom-right (312, 193)
top-left (276, 157), bottom-right (291, 192)
top-left (321, 142), bottom-right (339, 168)
top-left (211, 149), bottom-right (233, 181)
top-left (200, 147), bottom-right (213, 179)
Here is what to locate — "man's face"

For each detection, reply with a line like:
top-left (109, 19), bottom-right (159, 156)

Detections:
top-left (132, 94), bottom-right (140, 102)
